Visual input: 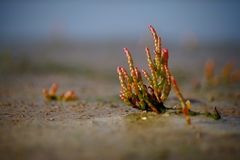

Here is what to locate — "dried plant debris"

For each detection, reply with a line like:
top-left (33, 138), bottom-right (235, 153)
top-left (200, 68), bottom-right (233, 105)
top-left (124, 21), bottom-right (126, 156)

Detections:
top-left (42, 83), bottom-right (78, 101)
top-left (117, 25), bottom-right (221, 124)
top-left (204, 59), bottom-right (240, 86)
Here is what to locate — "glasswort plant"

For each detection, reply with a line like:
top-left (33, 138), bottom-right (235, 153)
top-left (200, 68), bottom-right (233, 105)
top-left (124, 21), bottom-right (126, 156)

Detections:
top-left (117, 25), bottom-right (193, 124)
top-left (43, 83), bottom-right (78, 101)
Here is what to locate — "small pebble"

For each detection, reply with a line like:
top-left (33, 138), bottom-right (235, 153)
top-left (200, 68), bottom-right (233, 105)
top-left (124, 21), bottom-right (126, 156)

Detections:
top-left (141, 117), bottom-right (147, 120)
top-left (163, 113), bottom-right (170, 117)
top-left (48, 118), bottom-right (55, 121)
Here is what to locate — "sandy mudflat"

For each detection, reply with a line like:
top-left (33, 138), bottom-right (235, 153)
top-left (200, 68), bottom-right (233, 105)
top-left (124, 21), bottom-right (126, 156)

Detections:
top-left (0, 41), bottom-right (240, 159)
top-left (0, 72), bottom-right (239, 160)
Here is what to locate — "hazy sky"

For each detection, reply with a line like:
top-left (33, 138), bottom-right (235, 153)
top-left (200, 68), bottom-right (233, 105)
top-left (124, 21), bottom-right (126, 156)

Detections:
top-left (1, 0), bottom-right (240, 42)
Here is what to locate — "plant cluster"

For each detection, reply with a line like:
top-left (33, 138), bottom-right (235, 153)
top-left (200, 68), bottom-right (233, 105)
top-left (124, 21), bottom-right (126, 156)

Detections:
top-left (204, 59), bottom-right (240, 86)
top-left (117, 25), bottom-right (192, 124)
top-left (42, 83), bottom-right (78, 101)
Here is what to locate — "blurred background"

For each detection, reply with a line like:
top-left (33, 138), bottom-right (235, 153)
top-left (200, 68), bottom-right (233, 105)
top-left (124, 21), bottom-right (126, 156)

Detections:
top-left (0, 0), bottom-right (240, 79)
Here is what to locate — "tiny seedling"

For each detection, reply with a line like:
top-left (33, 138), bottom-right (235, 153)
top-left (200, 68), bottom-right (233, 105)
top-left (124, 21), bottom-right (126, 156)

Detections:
top-left (43, 83), bottom-right (78, 101)
top-left (117, 25), bottom-right (221, 124)
top-left (204, 59), bottom-right (240, 86)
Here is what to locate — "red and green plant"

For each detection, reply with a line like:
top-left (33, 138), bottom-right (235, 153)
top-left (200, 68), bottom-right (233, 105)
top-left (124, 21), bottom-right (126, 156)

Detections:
top-left (42, 83), bottom-right (78, 101)
top-left (117, 25), bottom-right (193, 124)
top-left (204, 59), bottom-right (240, 86)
